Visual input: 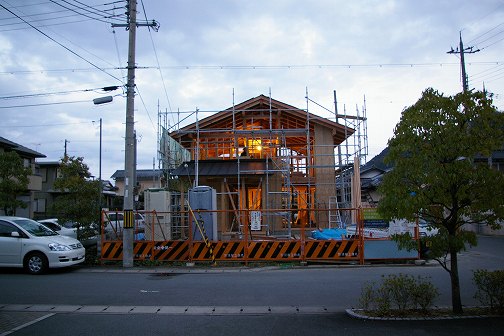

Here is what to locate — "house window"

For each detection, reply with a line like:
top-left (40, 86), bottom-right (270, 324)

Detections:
top-left (35, 199), bottom-right (46, 212)
top-left (41, 168), bottom-right (47, 182)
top-left (246, 138), bottom-right (262, 157)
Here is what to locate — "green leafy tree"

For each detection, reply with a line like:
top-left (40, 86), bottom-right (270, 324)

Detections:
top-left (53, 156), bottom-right (101, 240)
top-left (0, 151), bottom-right (31, 215)
top-left (378, 88), bottom-right (504, 314)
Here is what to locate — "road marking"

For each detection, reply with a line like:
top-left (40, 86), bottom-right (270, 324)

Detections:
top-left (0, 304), bottom-right (338, 316)
top-left (0, 313), bottom-right (54, 336)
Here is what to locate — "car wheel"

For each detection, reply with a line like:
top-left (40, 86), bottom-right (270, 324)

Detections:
top-left (24, 252), bottom-right (48, 275)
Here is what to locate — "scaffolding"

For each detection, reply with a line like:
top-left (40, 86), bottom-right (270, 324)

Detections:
top-left (157, 89), bottom-right (368, 236)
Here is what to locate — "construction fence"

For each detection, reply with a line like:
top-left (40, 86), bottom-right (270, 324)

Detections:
top-left (100, 208), bottom-right (420, 264)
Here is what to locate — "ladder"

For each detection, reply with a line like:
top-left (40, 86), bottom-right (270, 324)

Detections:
top-left (186, 200), bottom-right (216, 265)
top-left (329, 196), bottom-right (343, 228)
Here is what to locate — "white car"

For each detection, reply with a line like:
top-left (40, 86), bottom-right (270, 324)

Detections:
top-left (0, 216), bottom-right (85, 274)
top-left (103, 212), bottom-right (146, 238)
top-left (38, 218), bottom-right (78, 239)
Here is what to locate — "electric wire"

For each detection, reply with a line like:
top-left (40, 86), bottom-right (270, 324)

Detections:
top-left (467, 20), bottom-right (504, 46)
top-left (59, 0), bottom-right (126, 19)
top-left (1, 1), bottom-right (125, 71)
top-left (0, 99), bottom-right (90, 109)
top-left (49, 0), bottom-right (126, 25)
top-left (0, 0), bottom-right (127, 30)
top-left (0, 86), bottom-right (117, 100)
top-left (0, 121), bottom-right (91, 128)
top-left (470, 64), bottom-right (504, 81)
top-left (479, 35), bottom-right (504, 50)
top-left (140, 0), bottom-right (173, 124)
top-left (0, 17), bottom-right (93, 32)
top-left (3, 62), bottom-right (501, 76)
top-left (136, 86), bottom-right (157, 131)
top-left (112, 25), bottom-right (126, 84)
top-left (0, 4), bottom-right (123, 83)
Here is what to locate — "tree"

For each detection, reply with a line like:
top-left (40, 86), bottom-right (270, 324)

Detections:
top-left (378, 88), bottom-right (504, 314)
top-left (52, 156), bottom-right (101, 240)
top-left (0, 151), bottom-right (31, 216)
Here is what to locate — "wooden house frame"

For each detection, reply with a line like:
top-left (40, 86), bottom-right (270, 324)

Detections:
top-left (169, 95), bottom-right (355, 238)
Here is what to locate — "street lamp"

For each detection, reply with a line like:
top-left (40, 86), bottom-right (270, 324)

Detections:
top-left (91, 118), bottom-right (103, 207)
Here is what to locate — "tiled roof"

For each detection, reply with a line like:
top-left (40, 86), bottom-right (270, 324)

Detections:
top-left (0, 136), bottom-right (46, 158)
top-left (172, 159), bottom-right (271, 177)
top-left (111, 169), bottom-right (164, 180)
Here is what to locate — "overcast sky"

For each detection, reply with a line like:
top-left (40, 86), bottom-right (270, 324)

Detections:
top-left (1, 0), bottom-right (503, 181)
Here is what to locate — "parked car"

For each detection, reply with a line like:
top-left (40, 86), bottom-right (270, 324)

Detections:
top-left (0, 216), bottom-right (85, 274)
top-left (38, 218), bottom-right (78, 239)
top-left (103, 212), bottom-right (145, 238)
top-left (38, 218), bottom-right (98, 248)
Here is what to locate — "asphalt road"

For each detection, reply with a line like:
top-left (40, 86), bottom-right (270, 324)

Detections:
top-left (1, 235), bottom-right (503, 335)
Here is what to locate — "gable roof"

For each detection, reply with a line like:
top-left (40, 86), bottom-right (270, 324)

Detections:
top-left (111, 169), bottom-right (164, 180)
top-left (0, 136), bottom-right (46, 158)
top-left (360, 147), bottom-right (392, 174)
top-left (170, 95), bottom-right (355, 146)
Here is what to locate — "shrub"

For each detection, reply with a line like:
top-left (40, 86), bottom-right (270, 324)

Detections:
top-left (412, 278), bottom-right (439, 311)
top-left (381, 274), bottom-right (416, 310)
top-left (358, 282), bottom-right (375, 311)
top-left (359, 274), bottom-right (439, 314)
top-left (473, 269), bottom-right (504, 313)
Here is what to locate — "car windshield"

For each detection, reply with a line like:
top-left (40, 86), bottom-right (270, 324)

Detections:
top-left (107, 213), bottom-right (122, 221)
top-left (62, 221), bottom-right (78, 229)
top-left (14, 218), bottom-right (58, 236)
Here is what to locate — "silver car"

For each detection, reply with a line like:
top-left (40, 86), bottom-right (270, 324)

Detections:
top-left (0, 216), bottom-right (85, 274)
top-left (38, 218), bottom-right (78, 239)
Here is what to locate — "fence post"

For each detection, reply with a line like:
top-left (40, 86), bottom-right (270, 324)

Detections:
top-left (358, 207), bottom-right (365, 265)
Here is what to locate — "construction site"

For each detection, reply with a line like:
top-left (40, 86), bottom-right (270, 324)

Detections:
top-left (101, 91), bottom-right (420, 264)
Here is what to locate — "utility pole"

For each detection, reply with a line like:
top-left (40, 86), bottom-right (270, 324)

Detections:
top-left (98, 118), bottom-right (102, 209)
top-left (447, 31), bottom-right (480, 93)
top-left (112, 0), bottom-right (158, 268)
top-left (64, 139), bottom-right (69, 158)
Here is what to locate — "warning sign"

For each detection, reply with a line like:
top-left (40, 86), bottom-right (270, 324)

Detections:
top-left (250, 211), bottom-right (261, 231)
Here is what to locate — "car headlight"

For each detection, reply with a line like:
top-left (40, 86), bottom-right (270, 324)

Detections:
top-left (48, 243), bottom-right (71, 251)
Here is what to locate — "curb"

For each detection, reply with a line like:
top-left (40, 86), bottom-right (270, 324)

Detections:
top-left (345, 308), bottom-right (500, 321)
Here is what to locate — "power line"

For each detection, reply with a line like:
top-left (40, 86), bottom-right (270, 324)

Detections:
top-left (0, 121), bottom-right (91, 128)
top-left (470, 64), bottom-right (504, 81)
top-left (0, 99), bottom-right (90, 109)
top-left (0, 4), bottom-right (123, 83)
top-left (4, 62), bottom-right (501, 76)
top-left (0, 85), bottom-right (120, 100)
top-left (140, 0), bottom-right (173, 123)
top-left (60, 0), bottom-right (126, 18)
top-left (0, 1), bottom-right (127, 30)
top-left (0, 17), bottom-right (93, 32)
top-left (468, 21), bottom-right (504, 46)
top-left (49, 0), bottom-right (127, 25)
top-left (479, 34), bottom-right (504, 50)
top-left (136, 86), bottom-right (156, 131)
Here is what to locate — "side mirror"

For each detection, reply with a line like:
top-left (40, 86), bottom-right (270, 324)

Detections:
top-left (11, 231), bottom-right (20, 238)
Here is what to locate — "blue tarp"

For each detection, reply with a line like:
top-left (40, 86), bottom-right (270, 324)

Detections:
top-left (311, 228), bottom-right (347, 240)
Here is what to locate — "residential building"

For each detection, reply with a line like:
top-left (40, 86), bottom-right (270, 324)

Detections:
top-left (111, 169), bottom-right (164, 207)
top-left (0, 137), bottom-right (45, 218)
top-left (33, 161), bottom-right (120, 218)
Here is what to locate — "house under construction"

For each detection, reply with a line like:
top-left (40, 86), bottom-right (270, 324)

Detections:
top-left (157, 92), bottom-right (368, 240)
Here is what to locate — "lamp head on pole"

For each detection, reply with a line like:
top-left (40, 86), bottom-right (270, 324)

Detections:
top-left (93, 96), bottom-right (113, 105)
